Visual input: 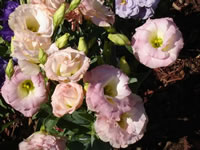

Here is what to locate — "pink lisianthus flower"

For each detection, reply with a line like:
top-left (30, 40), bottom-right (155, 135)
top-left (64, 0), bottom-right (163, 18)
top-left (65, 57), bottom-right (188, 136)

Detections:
top-left (12, 32), bottom-right (51, 75)
top-left (79, 0), bottom-right (115, 27)
top-left (132, 17), bottom-right (184, 68)
top-left (44, 47), bottom-right (90, 82)
top-left (51, 82), bottom-right (84, 117)
top-left (94, 94), bottom-right (148, 148)
top-left (1, 66), bottom-right (48, 117)
top-left (30, 0), bottom-right (66, 16)
top-left (19, 131), bottom-right (66, 150)
top-left (84, 65), bottom-right (132, 120)
top-left (9, 4), bottom-right (53, 37)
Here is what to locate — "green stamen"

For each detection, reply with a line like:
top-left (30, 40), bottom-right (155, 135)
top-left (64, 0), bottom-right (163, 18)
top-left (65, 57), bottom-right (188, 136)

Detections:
top-left (151, 37), bottom-right (163, 48)
top-left (117, 113), bottom-right (129, 129)
top-left (26, 16), bottom-right (40, 32)
top-left (104, 84), bottom-right (117, 97)
top-left (18, 80), bottom-right (34, 98)
top-left (120, 0), bottom-right (127, 5)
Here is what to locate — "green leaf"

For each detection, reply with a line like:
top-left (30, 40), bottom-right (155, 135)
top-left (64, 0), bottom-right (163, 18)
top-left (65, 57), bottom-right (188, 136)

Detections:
top-left (0, 121), bottom-right (14, 133)
top-left (0, 99), bottom-right (7, 109)
top-left (88, 139), bottom-right (112, 150)
top-left (125, 45), bottom-right (133, 54)
top-left (67, 141), bottom-right (85, 150)
top-left (44, 116), bottom-right (59, 133)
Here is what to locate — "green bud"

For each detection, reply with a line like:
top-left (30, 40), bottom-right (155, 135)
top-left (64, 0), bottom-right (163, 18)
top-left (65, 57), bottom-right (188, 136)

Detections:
top-left (88, 37), bottom-right (97, 49)
top-left (78, 37), bottom-right (88, 54)
top-left (40, 125), bottom-right (46, 133)
top-left (84, 82), bottom-right (89, 93)
top-left (5, 59), bottom-right (14, 80)
top-left (108, 33), bottom-right (131, 46)
top-left (55, 33), bottom-right (70, 49)
top-left (104, 27), bottom-right (116, 33)
top-left (53, 3), bottom-right (66, 30)
top-left (119, 56), bottom-right (131, 75)
top-left (66, 0), bottom-right (81, 13)
top-left (103, 41), bottom-right (112, 64)
top-left (10, 36), bottom-right (15, 53)
top-left (38, 48), bottom-right (47, 64)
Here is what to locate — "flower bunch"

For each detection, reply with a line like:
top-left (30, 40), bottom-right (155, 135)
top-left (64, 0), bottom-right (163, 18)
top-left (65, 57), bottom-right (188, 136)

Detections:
top-left (0, 0), bottom-right (185, 149)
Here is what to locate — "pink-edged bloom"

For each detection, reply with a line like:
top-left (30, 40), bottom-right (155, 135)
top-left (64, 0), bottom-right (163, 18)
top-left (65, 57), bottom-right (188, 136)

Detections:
top-left (1, 66), bottom-right (47, 117)
top-left (12, 32), bottom-right (51, 75)
top-left (51, 82), bottom-right (84, 117)
top-left (84, 65), bottom-right (132, 120)
top-left (44, 47), bottom-right (90, 82)
top-left (9, 4), bottom-right (53, 37)
top-left (19, 131), bottom-right (66, 150)
top-left (95, 94), bottom-right (148, 148)
top-left (30, 0), bottom-right (66, 16)
top-left (79, 0), bottom-right (115, 27)
top-left (132, 17), bottom-right (184, 68)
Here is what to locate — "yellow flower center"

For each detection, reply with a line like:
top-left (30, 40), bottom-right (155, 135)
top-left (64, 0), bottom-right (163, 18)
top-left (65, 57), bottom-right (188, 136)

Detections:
top-left (151, 37), bottom-right (163, 48)
top-left (26, 15), bottom-right (40, 32)
top-left (104, 79), bottom-right (118, 97)
top-left (117, 113), bottom-right (129, 129)
top-left (18, 80), bottom-right (34, 98)
top-left (120, 0), bottom-right (127, 5)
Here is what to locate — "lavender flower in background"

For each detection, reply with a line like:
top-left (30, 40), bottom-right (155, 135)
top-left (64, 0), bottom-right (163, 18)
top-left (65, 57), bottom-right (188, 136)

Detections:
top-left (0, 1), bottom-right (19, 41)
top-left (115, 0), bottom-right (160, 20)
top-left (0, 57), bottom-right (7, 88)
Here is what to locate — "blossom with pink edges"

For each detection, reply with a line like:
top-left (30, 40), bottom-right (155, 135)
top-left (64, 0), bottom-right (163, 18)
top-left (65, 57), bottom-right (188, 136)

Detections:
top-left (19, 132), bottom-right (66, 150)
top-left (51, 82), bottom-right (84, 117)
top-left (84, 65), bottom-right (132, 120)
top-left (1, 66), bottom-right (47, 117)
top-left (132, 17), bottom-right (184, 68)
top-left (44, 47), bottom-right (90, 82)
top-left (95, 94), bottom-right (148, 148)
top-left (79, 0), bottom-right (115, 27)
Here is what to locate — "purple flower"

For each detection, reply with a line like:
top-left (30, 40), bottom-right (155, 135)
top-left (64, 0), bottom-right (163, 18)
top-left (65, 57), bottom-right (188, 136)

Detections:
top-left (0, 1), bottom-right (19, 41)
top-left (0, 1), bottom-right (19, 21)
top-left (115, 0), bottom-right (160, 19)
top-left (0, 22), bottom-right (14, 41)
top-left (0, 57), bottom-right (7, 88)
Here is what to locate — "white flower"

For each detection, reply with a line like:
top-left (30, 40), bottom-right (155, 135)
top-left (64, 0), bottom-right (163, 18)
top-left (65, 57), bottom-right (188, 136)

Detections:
top-left (9, 4), bottom-right (54, 37)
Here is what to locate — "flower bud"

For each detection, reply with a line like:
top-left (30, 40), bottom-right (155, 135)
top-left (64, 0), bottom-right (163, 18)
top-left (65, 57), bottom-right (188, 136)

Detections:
top-left (78, 37), bottom-right (88, 54)
top-left (108, 33), bottom-right (131, 46)
top-left (88, 37), bottom-right (97, 49)
top-left (55, 33), bottom-right (70, 49)
top-left (53, 3), bottom-right (66, 30)
top-left (38, 48), bottom-right (47, 65)
top-left (104, 27), bottom-right (116, 33)
top-left (11, 36), bottom-right (15, 53)
top-left (119, 56), bottom-right (131, 75)
top-left (5, 59), bottom-right (14, 79)
top-left (84, 82), bottom-right (89, 93)
top-left (66, 0), bottom-right (81, 13)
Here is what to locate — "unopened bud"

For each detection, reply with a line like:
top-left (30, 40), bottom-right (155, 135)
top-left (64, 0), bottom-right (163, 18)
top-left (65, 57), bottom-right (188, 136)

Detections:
top-left (78, 37), bottom-right (88, 54)
top-left (66, 0), bottom-right (81, 13)
top-left (56, 33), bottom-right (70, 49)
top-left (84, 82), bottom-right (89, 93)
top-left (11, 36), bottom-right (15, 53)
top-left (38, 48), bottom-right (47, 64)
top-left (104, 27), bottom-right (116, 33)
top-left (119, 56), bottom-right (131, 75)
top-left (5, 59), bottom-right (14, 79)
top-left (108, 33), bottom-right (130, 46)
top-left (53, 3), bottom-right (66, 30)
top-left (88, 37), bottom-right (96, 49)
